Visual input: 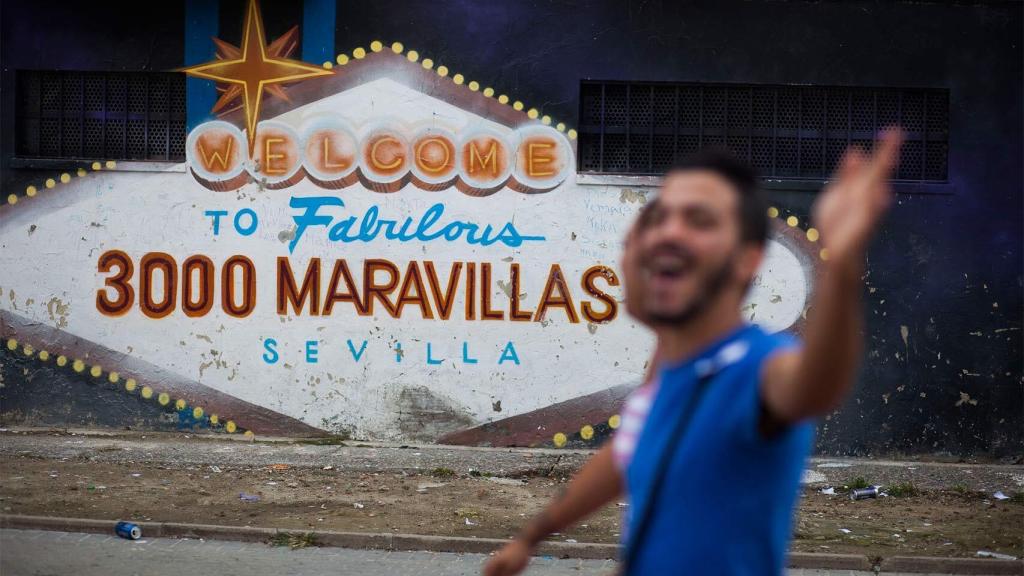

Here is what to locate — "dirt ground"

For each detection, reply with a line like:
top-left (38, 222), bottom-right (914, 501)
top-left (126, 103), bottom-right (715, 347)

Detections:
top-left (1, 454), bottom-right (1020, 558)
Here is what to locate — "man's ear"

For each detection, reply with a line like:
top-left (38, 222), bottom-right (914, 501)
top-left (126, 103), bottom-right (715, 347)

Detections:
top-left (736, 243), bottom-right (765, 285)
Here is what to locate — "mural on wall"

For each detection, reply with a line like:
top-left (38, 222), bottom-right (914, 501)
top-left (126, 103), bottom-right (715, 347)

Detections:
top-left (0, 0), bottom-right (823, 446)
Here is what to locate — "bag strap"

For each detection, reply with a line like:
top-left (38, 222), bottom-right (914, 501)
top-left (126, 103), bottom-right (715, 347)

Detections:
top-left (620, 369), bottom-right (717, 574)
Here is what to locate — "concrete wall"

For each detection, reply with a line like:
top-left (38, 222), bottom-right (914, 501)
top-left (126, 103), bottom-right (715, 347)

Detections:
top-left (1, 0), bottom-right (1020, 457)
top-left (0, 55), bottom-right (815, 444)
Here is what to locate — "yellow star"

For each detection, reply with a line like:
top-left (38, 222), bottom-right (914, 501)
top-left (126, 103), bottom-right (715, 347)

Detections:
top-left (180, 0), bottom-right (332, 157)
top-left (210, 25), bottom-right (300, 116)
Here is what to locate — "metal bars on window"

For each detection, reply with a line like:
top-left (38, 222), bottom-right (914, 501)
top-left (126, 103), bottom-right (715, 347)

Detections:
top-left (15, 70), bottom-right (187, 162)
top-left (578, 81), bottom-right (949, 182)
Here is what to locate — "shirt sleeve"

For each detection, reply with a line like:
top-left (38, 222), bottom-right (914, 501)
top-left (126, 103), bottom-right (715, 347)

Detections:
top-left (738, 332), bottom-right (804, 446)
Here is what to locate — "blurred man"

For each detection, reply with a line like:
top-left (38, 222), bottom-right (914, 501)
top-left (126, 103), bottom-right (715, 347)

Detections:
top-left (485, 130), bottom-right (903, 576)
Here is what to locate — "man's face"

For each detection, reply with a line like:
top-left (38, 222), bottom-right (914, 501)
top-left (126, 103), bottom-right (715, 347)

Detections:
top-left (632, 170), bottom-right (758, 325)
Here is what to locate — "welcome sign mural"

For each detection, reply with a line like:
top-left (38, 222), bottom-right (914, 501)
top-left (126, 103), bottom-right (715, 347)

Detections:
top-left (0, 0), bottom-right (819, 446)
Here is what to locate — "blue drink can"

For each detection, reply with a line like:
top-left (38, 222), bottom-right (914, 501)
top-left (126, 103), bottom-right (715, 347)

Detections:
top-left (115, 521), bottom-right (142, 540)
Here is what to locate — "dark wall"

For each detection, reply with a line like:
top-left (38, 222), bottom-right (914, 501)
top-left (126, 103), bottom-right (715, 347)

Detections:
top-left (0, 353), bottom-right (193, 432)
top-left (337, 0), bottom-right (1023, 459)
top-left (0, 0), bottom-right (185, 189)
top-left (0, 1), bottom-right (184, 71)
top-left (2, 0), bottom-right (1021, 458)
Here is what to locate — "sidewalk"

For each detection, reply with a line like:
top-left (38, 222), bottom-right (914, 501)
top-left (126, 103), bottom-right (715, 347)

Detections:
top-left (1, 528), bottom-right (617, 576)
top-left (1, 428), bottom-right (1020, 491)
top-left (4, 528), bottom-right (976, 576)
top-left (0, 428), bottom-right (1021, 567)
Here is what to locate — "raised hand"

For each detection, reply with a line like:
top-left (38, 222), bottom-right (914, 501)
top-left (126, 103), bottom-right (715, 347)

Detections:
top-left (812, 128), bottom-right (904, 264)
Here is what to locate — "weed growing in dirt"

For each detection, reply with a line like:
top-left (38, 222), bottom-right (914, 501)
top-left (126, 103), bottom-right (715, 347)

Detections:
top-left (1010, 492), bottom-right (1024, 504)
top-left (455, 508), bottom-right (481, 519)
top-left (270, 532), bottom-right (319, 549)
top-left (847, 477), bottom-right (871, 490)
top-left (948, 484), bottom-right (988, 500)
top-left (432, 467), bottom-right (456, 478)
top-left (886, 482), bottom-right (920, 497)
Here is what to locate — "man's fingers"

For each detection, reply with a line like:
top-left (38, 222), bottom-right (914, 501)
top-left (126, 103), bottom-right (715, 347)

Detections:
top-left (866, 127), bottom-right (904, 182)
top-left (836, 146), bottom-right (867, 182)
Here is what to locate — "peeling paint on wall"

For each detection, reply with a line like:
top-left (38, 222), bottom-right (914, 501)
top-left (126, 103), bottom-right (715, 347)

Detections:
top-left (1, 38), bottom-right (817, 446)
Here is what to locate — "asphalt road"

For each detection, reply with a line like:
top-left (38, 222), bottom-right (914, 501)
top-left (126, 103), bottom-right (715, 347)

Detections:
top-left (1, 529), bottom-right (959, 576)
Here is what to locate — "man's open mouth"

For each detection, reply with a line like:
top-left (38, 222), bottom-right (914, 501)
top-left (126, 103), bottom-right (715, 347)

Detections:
top-left (644, 251), bottom-right (693, 282)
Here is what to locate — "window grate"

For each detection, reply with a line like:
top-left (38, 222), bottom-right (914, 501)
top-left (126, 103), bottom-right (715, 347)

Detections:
top-left (16, 70), bottom-right (187, 162)
top-left (578, 81), bottom-right (949, 182)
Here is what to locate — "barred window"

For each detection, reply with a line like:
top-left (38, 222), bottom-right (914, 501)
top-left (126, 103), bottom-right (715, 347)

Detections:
top-left (15, 70), bottom-right (187, 162)
top-left (578, 82), bottom-right (949, 182)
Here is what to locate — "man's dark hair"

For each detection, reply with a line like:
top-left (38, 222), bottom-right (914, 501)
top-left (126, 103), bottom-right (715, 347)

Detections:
top-left (666, 148), bottom-right (769, 246)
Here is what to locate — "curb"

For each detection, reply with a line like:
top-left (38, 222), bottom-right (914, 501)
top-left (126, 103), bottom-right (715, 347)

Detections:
top-left (880, 555), bottom-right (1024, 575)
top-left (788, 552), bottom-right (874, 571)
top-left (2, 514), bottom-right (1021, 574)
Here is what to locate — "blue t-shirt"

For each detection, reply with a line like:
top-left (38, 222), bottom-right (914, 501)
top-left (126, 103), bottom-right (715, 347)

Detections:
top-left (624, 324), bottom-right (814, 576)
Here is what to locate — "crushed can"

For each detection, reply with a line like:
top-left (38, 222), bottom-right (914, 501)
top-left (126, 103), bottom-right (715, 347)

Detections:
top-left (850, 486), bottom-right (880, 501)
top-left (115, 521), bottom-right (142, 540)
